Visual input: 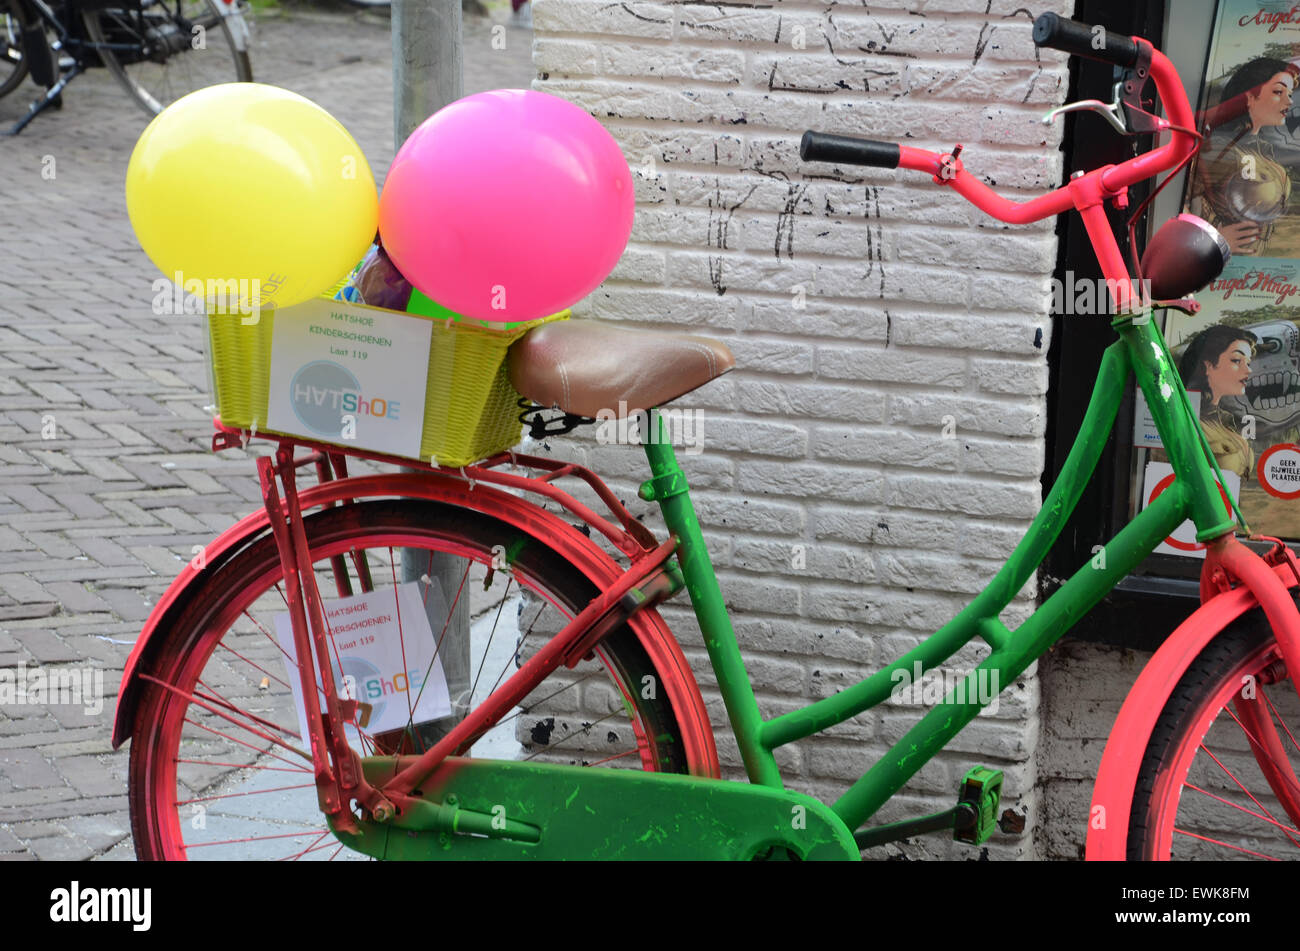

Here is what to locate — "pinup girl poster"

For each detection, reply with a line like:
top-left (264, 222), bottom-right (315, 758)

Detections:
top-left (1149, 0), bottom-right (1300, 547)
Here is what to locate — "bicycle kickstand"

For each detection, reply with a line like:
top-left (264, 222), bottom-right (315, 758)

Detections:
top-left (257, 448), bottom-right (395, 832)
top-left (4, 62), bottom-right (81, 136)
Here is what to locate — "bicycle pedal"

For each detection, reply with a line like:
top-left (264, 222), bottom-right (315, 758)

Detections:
top-left (953, 766), bottom-right (1002, 845)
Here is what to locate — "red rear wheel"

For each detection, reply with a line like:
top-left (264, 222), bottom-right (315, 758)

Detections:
top-left (128, 498), bottom-right (712, 860)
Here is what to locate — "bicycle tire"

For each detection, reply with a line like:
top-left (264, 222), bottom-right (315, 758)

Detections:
top-left (83, 0), bottom-right (252, 117)
top-left (0, 0), bottom-right (31, 100)
top-left (1128, 596), bottom-right (1300, 860)
top-left (128, 497), bottom-right (706, 860)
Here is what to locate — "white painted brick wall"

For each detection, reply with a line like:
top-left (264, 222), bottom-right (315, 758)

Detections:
top-left (530, 0), bottom-right (1079, 859)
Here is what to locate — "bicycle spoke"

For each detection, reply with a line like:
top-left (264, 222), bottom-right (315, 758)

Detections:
top-left (469, 575), bottom-right (516, 702)
top-left (1262, 690), bottom-right (1300, 757)
top-left (406, 557), bottom-right (472, 725)
top-left (146, 672), bottom-right (311, 762)
top-left (584, 747), bottom-right (642, 767)
top-left (185, 830), bottom-right (329, 849)
top-left (520, 709), bottom-right (624, 762)
top-left (281, 831), bottom-right (334, 862)
top-left (175, 759), bottom-right (310, 774)
top-left (216, 641), bottom-right (294, 693)
top-left (387, 548), bottom-right (419, 741)
top-left (1173, 828), bottom-right (1280, 860)
top-left (1184, 780), bottom-right (1300, 842)
top-left (176, 783), bottom-right (315, 807)
top-left (194, 677), bottom-right (300, 740)
top-left (183, 716), bottom-right (309, 771)
top-left (494, 670), bottom-right (601, 731)
top-left (485, 600), bottom-right (548, 697)
top-left (1196, 740), bottom-right (1299, 843)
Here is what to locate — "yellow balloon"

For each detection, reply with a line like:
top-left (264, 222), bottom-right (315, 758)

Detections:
top-left (126, 83), bottom-right (378, 313)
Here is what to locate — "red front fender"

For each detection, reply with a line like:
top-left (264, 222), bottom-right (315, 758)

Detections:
top-left (1085, 560), bottom-right (1299, 859)
top-left (111, 472), bottom-right (719, 777)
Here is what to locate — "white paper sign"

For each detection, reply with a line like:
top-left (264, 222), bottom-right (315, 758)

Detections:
top-left (1133, 389), bottom-right (1200, 449)
top-left (275, 580), bottom-right (452, 743)
top-left (265, 298), bottom-right (432, 458)
top-left (1141, 461), bottom-right (1240, 559)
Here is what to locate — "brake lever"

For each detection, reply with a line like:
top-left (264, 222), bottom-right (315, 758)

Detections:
top-left (1041, 98), bottom-right (1129, 134)
top-left (1042, 40), bottom-right (1168, 137)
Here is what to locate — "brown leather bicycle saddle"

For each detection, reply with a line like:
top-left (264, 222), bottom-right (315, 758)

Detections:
top-left (508, 319), bottom-right (734, 419)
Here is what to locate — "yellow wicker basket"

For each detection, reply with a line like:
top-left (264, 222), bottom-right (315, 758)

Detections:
top-left (206, 304), bottom-right (568, 467)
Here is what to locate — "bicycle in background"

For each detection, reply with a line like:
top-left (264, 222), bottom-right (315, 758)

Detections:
top-left (1, 0), bottom-right (252, 134)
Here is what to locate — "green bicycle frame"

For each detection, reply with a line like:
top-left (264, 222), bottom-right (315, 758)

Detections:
top-left (639, 309), bottom-right (1236, 835)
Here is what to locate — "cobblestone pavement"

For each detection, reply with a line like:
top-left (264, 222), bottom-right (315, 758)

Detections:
top-left (0, 3), bottom-right (536, 860)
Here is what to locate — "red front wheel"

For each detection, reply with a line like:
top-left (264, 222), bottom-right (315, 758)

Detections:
top-left (1129, 602), bottom-right (1300, 859)
top-left (128, 498), bottom-right (712, 860)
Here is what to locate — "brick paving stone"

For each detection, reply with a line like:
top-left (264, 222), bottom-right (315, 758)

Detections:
top-left (26, 834), bottom-right (95, 862)
top-left (94, 839), bottom-right (135, 860)
top-left (54, 755), bottom-right (125, 799)
top-left (0, 485), bottom-right (59, 514)
top-left (0, 825), bottom-right (23, 851)
top-left (0, 794), bottom-right (129, 824)
top-left (0, 2), bottom-right (537, 857)
top-left (15, 630), bottom-right (86, 664)
top-left (61, 814), bottom-right (131, 852)
top-left (0, 527), bottom-right (31, 552)
top-left (96, 589), bottom-right (153, 623)
top-left (46, 582), bottom-right (113, 615)
top-left (0, 749), bottom-right (66, 791)
top-left (26, 533), bottom-right (84, 560)
top-left (47, 493), bottom-right (111, 520)
top-left (64, 536), bottom-right (135, 567)
top-left (0, 726), bottom-right (101, 752)
top-left (0, 603), bottom-right (58, 622)
top-left (0, 573), bottom-right (53, 604)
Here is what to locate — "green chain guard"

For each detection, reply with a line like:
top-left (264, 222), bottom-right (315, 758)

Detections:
top-left (328, 756), bottom-right (860, 860)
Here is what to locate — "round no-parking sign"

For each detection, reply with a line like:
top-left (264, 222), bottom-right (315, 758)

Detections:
top-left (1257, 444), bottom-right (1300, 501)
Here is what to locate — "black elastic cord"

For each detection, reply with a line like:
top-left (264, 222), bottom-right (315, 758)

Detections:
top-left (1125, 123), bottom-right (1205, 288)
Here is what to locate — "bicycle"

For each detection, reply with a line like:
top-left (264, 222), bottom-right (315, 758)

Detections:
top-left (111, 12), bottom-right (1300, 860)
top-left (0, 0), bottom-right (252, 134)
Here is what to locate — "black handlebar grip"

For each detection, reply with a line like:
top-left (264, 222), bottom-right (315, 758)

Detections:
top-left (1032, 12), bottom-right (1139, 69)
top-left (800, 131), bottom-right (900, 168)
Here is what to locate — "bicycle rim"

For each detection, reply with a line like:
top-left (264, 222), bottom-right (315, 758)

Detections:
top-left (0, 0), bottom-right (30, 100)
top-left (84, 0), bottom-right (251, 116)
top-left (129, 499), bottom-right (700, 860)
top-left (1130, 613), bottom-right (1300, 859)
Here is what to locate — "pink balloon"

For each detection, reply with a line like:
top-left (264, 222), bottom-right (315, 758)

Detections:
top-left (379, 89), bottom-right (634, 323)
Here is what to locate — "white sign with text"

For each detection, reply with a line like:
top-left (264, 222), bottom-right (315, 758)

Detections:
top-left (265, 299), bottom-right (432, 458)
top-left (274, 580), bottom-right (452, 743)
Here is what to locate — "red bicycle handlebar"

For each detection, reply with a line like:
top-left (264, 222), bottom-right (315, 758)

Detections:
top-left (892, 41), bottom-right (1196, 224)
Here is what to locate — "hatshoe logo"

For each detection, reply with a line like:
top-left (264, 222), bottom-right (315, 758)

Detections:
top-left (888, 661), bottom-right (1000, 714)
top-left (594, 402), bottom-right (705, 455)
top-left (338, 656), bottom-right (432, 725)
top-left (289, 360), bottom-right (401, 437)
top-left (49, 881), bottom-right (151, 931)
top-left (0, 663), bottom-right (103, 716)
